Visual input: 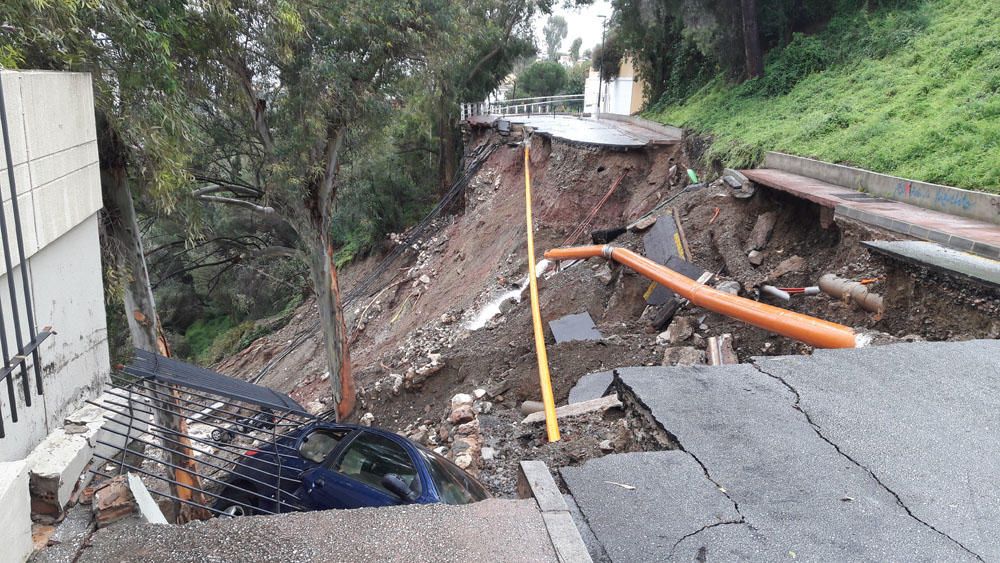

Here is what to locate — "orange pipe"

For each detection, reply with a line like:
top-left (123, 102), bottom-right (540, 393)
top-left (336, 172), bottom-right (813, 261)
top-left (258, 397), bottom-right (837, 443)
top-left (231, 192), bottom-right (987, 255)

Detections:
top-left (544, 245), bottom-right (856, 349)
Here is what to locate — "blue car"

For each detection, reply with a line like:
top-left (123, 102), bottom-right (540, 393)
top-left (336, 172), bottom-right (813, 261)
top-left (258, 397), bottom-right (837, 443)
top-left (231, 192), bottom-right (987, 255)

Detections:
top-left (213, 421), bottom-right (491, 515)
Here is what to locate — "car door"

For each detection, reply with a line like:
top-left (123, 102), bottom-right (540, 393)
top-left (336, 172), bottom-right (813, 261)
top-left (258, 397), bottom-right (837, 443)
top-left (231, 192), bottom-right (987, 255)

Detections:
top-left (301, 430), bottom-right (423, 510)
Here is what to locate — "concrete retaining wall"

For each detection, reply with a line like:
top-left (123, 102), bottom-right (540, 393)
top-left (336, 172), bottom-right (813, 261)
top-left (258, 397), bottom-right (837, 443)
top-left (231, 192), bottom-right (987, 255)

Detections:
top-left (0, 70), bottom-right (109, 462)
top-left (763, 152), bottom-right (1000, 225)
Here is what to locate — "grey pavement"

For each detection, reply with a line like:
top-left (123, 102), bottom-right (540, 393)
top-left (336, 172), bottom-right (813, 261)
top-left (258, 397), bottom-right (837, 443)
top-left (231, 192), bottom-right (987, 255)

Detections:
top-left (567, 370), bottom-right (614, 404)
top-left (562, 451), bottom-right (740, 562)
top-left (757, 339), bottom-right (1000, 560)
top-left (75, 499), bottom-right (557, 563)
top-left (863, 240), bottom-right (1000, 287)
top-left (566, 344), bottom-right (1000, 562)
top-left (550, 312), bottom-right (603, 343)
top-left (505, 115), bottom-right (679, 148)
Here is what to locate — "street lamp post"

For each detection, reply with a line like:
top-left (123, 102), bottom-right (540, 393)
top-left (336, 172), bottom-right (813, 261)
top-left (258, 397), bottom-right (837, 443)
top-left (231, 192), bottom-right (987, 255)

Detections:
top-left (596, 15), bottom-right (607, 118)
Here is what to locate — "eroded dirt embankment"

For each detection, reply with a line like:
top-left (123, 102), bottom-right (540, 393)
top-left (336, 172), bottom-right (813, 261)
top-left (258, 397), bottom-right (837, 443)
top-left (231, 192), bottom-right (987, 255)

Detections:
top-left (217, 128), bottom-right (999, 495)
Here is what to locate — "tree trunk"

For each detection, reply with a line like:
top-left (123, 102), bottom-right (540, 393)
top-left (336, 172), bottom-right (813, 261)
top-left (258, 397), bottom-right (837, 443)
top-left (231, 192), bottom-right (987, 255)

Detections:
top-left (741, 0), bottom-right (764, 79)
top-left (304, 238), bottom-right (355, 420)
top-left (438, 96), bottom-right (458, 199)
top-left (98, 118), bottom-right (209, 523)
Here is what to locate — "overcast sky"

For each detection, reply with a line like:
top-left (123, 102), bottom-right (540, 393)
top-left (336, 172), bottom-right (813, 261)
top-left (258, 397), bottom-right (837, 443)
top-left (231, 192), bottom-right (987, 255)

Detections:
top-left (533, 0), bottom-right (613, 55)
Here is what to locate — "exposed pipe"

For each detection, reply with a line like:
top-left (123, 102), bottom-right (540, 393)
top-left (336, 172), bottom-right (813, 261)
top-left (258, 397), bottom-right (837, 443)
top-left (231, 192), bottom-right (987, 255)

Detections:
top-left (818, 274), bottom-right (885, 315)
top-left (544, 245), bottom-right (857, 349)
top-left (760, 285), bottom-right (791, 301)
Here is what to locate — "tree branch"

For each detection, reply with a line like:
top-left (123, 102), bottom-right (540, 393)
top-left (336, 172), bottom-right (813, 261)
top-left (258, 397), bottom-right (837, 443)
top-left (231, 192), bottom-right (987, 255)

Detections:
top-left (196, 194), bottom-right (275, 214)
top-left (257, 245), bottom-right (299, 259)
top-left (221, 54), bottom-right (275, 153)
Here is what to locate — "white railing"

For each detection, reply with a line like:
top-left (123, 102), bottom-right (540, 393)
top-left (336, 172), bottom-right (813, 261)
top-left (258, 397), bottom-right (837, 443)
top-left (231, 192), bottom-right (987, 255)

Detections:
top-left (461, 94), bottom-right (586, 120)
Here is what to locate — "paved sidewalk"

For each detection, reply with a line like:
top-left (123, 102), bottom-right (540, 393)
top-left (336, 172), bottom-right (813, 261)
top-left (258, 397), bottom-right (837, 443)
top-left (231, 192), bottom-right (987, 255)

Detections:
top-left (742, 168), bottom-right (1000, 259)
top-left (69, 499), bottom-right (556, 563)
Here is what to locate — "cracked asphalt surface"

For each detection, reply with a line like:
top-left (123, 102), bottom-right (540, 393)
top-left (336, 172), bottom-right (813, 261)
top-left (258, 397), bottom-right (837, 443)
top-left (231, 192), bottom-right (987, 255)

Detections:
top-left (565, 340), bottom-right (1000, 562)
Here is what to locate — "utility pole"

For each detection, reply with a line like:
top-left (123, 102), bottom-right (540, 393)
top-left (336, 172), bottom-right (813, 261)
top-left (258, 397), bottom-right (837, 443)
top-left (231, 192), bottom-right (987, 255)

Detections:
top-left (596, 14), bottom-right (607, 118)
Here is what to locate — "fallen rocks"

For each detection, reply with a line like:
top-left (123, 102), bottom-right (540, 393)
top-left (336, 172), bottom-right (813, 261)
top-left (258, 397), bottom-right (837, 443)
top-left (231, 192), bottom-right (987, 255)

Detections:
top-left (767, 255), bottom-right (807, 280)
top-left (715, 280), bottom-right (741, 295)
top-left (662, 346), bottom-right (706, 366)
top-left (663, 316), bottom-right (695, 344)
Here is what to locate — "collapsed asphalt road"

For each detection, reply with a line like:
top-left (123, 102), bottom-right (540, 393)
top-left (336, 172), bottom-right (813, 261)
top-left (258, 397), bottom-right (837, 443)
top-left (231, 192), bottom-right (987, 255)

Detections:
top-left (563, 339), bottom-right (1000, 561)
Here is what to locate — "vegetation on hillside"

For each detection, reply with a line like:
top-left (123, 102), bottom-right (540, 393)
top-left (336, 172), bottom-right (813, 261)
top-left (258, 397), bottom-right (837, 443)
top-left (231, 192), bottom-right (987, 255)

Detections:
top-left (641, 0), bottom-right (999, 191)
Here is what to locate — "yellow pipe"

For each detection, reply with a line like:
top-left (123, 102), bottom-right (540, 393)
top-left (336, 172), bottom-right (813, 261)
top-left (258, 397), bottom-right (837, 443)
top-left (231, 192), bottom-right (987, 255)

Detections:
top-left (545, 245), bottom-right (857, 349)
top-left (524, 145), bottom-right (560, 442)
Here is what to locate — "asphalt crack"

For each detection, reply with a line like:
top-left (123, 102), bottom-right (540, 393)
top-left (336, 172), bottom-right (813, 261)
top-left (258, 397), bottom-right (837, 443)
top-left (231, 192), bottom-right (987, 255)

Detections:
top-left (750, 361), bottom-right (984, 562)
top-left (668, 520), bottom-right (747, 560)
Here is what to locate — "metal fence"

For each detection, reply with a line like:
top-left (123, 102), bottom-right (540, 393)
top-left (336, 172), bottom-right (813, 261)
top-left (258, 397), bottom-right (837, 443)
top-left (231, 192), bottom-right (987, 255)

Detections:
top-left (0, 73), bottom-right (53, 438)
top-left (461, 94), bottom-right (585, 120)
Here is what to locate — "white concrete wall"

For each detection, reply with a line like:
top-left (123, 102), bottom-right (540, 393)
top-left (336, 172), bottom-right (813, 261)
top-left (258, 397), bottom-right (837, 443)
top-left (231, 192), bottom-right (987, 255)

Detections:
top-left (584, 69), bottom-right (639, 115)
top-left (0, 460), bottom-right (33, 562)
top-left (0, 70), bottom-right (109, 462)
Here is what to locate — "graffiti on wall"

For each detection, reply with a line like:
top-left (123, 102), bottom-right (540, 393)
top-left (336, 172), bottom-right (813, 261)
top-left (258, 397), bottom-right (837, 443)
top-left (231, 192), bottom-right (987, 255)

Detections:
top-left (894, 181), bottom-right (973, 211)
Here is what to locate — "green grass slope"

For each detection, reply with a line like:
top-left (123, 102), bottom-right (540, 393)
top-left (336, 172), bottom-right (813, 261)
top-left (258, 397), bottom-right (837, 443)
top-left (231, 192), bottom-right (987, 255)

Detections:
top-left (646, 0), bottom-right (1000, 193)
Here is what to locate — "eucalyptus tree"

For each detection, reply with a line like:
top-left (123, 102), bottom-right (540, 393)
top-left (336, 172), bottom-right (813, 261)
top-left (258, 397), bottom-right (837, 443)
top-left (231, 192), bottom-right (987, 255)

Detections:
top-left (186, 0), bottom-right (454, 420)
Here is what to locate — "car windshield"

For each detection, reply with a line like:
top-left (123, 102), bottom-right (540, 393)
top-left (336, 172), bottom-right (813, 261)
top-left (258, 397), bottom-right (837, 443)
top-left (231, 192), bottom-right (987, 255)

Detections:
top-left (420, 449), bottom-right (491, 505)
top-left (335, 431), bottom-right (421, 496)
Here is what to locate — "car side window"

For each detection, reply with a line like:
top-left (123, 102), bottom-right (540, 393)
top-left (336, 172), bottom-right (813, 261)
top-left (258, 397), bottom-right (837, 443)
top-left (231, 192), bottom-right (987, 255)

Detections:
top-left (298, 429), bottom-right (347, 464)
top-left (334, 432), bottom-right (421, 496)
top-left (420, 450), bottom-right (491, 505)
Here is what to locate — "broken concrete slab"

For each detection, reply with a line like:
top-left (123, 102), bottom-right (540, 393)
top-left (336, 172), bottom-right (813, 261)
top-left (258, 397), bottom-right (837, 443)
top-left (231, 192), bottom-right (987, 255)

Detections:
top-left (755, 339), bottom-right (1000, 560)
top-left (0, 460), bottom-right (33, 563)
top-left (26, 429), bottom-right (93, 518)
top-left (863, 240), bottom-right (1000, 288)
top-left (611, 364), bottom-right (979, 561)
top-left (562, 451), bottom-right (740, 562)
top-left (567, 371), bottom-right (614, 404)
top-left (549, 312), bottom-right (602, 343)
top-left (522, 395), bottom-right (622, 425)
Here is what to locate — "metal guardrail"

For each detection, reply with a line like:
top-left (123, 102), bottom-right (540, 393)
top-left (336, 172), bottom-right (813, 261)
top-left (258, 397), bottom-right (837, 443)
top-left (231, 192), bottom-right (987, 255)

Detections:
top-left (461, 95), bottom-right (586, 120)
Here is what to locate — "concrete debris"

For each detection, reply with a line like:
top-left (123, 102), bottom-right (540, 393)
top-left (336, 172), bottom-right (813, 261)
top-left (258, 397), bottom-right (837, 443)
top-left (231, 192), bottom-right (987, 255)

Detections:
top-left (715, 280), bottom-right (741, 295)
top-left (661, 346), bottom-right (706, 366)
top-left (127, 473), bottom-right (167, 525)
top-left (521, 395), bottom-right (623, 425)
top-left (706, 334), bottom-right (738, 366)
top-left (663, 316), bottom-right (695, 344)
top-left (630, 215), bottom-right (658, 232)
top-left (768, 255), bottom-right (807, 280)
top-left (748, 249), bottom-right (765, 266)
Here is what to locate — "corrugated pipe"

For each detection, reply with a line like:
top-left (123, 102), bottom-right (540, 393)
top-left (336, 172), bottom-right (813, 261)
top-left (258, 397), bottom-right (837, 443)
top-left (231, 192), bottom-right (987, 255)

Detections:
top-left (544, 245), bottom-right (857, 349)
top-left (818, 274), bottom-right (885, 315)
